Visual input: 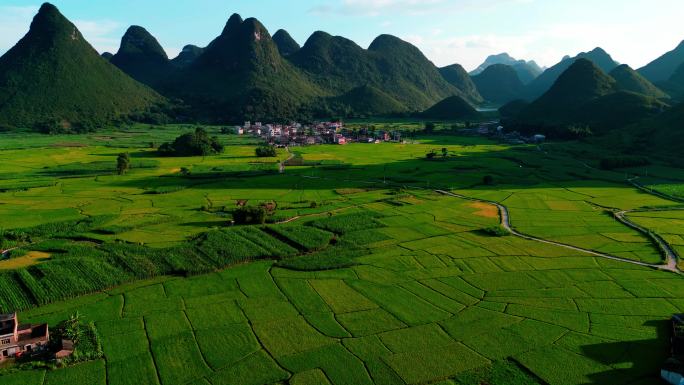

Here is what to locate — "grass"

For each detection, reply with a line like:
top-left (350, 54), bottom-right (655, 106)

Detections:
top-left (0, 126), bottom-right (683, 384)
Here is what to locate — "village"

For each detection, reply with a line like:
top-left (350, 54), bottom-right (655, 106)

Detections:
top-left (230, 120), bottom-right (546, 147)
top-left (231, 121), bottom-right (403, 146)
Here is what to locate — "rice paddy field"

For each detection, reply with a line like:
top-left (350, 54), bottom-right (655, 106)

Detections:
top-left (0, 125), bottom-right (683, 385)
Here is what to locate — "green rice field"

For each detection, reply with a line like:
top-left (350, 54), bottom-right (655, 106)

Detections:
top-left (0, 126), bottom-right (682, 385)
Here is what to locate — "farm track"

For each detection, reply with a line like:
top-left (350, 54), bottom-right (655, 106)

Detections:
top-left (435, 190), bottom-right (681, 274)
top-left (291, 172), bottom-right (681, 273)
top-left (615, 210), bottom-right (680, 271)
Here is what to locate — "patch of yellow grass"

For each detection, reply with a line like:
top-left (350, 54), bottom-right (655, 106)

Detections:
top-left (469, 202), bottom-right (499, 218)
top-left (0, 251), bottom-right (51, 270)
top-left (335, 188), bottom-right (368, 195)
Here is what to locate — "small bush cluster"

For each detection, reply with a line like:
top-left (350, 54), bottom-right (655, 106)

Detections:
top-left (255, 145), bottom-right (277, 157)
top-left (481, 226), bottom-right (510, 237)
top-left (233, 206), bottom-right (268, 225)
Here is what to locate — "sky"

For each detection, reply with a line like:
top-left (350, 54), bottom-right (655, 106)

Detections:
top-left (1, 0), bottom-right (683, 71)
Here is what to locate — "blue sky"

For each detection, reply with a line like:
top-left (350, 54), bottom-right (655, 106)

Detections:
top-left (1, 0), bottom-right (683, 70)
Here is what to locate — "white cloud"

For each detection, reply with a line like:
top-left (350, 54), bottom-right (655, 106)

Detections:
top-left (74, 19), bottom-right (122, 54)
top-left (311, 0), bottom-right (533, 16)
top-left (399, 17), bottom-right (684, 71)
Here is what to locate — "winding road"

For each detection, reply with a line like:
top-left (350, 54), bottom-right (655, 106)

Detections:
top-left (615, 209), bottom-right (680, 271)
top-left (435, 190), bottom-right (681, 273)
top-left (287, 166), bottom-right (682, 273)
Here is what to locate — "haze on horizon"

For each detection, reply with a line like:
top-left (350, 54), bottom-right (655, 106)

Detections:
top-left (1, 0), bottom-right (683, 71)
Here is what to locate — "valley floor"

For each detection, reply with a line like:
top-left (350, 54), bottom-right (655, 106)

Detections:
top-left (1, 126), bottom-right (684, 385)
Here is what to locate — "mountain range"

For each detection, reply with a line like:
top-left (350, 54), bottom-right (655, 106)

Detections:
top-left (470, 53), bottom-right (544, 84)
top-left (1, 2), bottom-right (683, 146)
top-left (0, 3), bottom-right (163, 129)
top-left (523, 48), bottom-right (621, 100)
top-left (511, 59), bottom-right (668, 137)
top-left (472, 64), bottom-right (526, 105)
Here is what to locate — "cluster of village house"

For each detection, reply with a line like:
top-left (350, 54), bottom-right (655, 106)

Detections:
top-left (232, 121), bottom-right (403, 145)
top-left (0, 313), bottom-right (72, 362)
top-left (463, 121), bottom-right (546, 144)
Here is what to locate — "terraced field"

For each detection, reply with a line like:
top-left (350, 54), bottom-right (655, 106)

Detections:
top-left (0, 126), bottom-right (682, 385)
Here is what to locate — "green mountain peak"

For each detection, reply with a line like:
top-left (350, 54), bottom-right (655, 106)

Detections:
top-left (110, 25), bottom-right (171, 86)
top-left (273, 29), bottom-right (300, 56)
top-left (0, 2), bottom-right (163, 128)
top-left (609, 64), bottom-right (668, 99)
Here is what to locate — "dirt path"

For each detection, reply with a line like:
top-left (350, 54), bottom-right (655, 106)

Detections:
top-left (435, 190), bottom-right (680, 273)
top-left (289, 173), bottom-right (681, 273)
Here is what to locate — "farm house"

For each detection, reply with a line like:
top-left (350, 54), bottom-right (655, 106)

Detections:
top-left (0, 313), bottom-right (50, 360)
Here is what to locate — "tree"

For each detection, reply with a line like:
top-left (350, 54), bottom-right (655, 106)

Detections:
top-left (158, 127), bottom-right (224, 157)
top-left (424, 122), bottom-right (436, 134)
top-left (441, 148), bottom-right (448, 158)
top-left (483, 175), bottom-right (494, 185)
top-left (116, 153), bottom-right (130, 175)
top-left (63, 312), bottom-right (84, 343)
top-left (426, 150), bottom-right (437, 160)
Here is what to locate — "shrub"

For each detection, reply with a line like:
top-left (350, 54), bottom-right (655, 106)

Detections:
top-left (116, 153), bottom-right (130, 175)
top-left (233, 206), bottom-right (268, 225)
top-left (255, 145), bottom-right (277, 157)
top-left (481, 226), bottom-right (510, 237)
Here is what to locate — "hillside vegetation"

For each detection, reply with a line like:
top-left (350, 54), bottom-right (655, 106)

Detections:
top-left (513, 59), bottom-right (666, 136)
top-left (0, 3), bottom-right (164, 129)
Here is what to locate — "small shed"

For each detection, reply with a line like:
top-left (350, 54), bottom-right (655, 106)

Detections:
top-left (55, 339), bottom-right (74, 360)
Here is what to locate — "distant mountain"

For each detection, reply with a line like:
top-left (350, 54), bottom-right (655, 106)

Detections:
top-left (0, 3), bottom-right (163, 129)
top-left (524, 48), bottom-right (620, 100)
top-left (638, 40), bottom-right (684, 83)
top-left (421, 95), bottom-right (479, 120)
top-left (438, 64), bottom-right (483, 104)
top-left (515, 59), bottom-right (665, 136)
top-left (289, 31), bottom-right (374, 93)
top-left (162, 13), bottom-right (319, 122)
top-left (499, 100), bottom-right (529, 118)
top-left (101, 52), bottom-right (113, 60)
top-left (470, 53), bottom-right (543, 84)
top-left (110, 26), bottom-right (172, 87)
top-left (272, 29), bottom-right (300, 56)
top-left (170, 45), bottom-right (204, 68)
top-left (368, 34), bottom-right (474, 108)
top-left (289, 32), bottom-right (475, 111)
top-left (329, 85), bottom-right (405, 117)
top-left (609, 64), bottom-right (668, 99)
top-left (472, 64), bottom-right (526, 105)
top-left (657, 62), bottom-right (684, 100)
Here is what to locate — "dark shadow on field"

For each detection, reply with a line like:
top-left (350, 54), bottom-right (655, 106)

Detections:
top-left (580, 320), bottom-right (670, 385)
top-left (179, 221), bottom-right (227, 228)
top-left (106, 139), bottom-right (667, 201)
